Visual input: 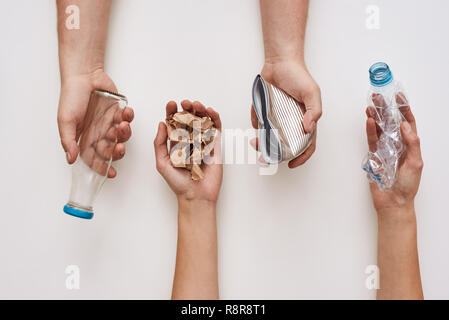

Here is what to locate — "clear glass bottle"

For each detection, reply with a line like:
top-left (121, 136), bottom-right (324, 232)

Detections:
top-left (63, 90), bottom-right (128, 219)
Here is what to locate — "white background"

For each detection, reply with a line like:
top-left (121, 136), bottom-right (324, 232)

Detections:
top-left (1, 0), bottom-right (448, 299)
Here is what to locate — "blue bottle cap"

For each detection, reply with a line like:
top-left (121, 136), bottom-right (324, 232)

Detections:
top-left (369, 62), bottom-right (393, 86)
top-left (63, 205), bottom-right (94, 220)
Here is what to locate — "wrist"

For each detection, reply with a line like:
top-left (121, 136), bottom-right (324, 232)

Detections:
top-left (61, 68), bottom-right (104, 90)
top-left (264, 54), bottom-right (305, 67)
top-left (377, 203), bottom-right (417, 228)
top-left (263, 38), bottom-right (305, 66)
top-left (178, 197), bottom-right (217, 218)
top-left (261, 57), bottom-right (308, 82)
top-left (61, 67), bottom-right (104, 84)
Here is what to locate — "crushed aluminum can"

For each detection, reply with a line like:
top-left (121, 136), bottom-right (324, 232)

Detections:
top-left (252, 75), bottom-right (315, 164)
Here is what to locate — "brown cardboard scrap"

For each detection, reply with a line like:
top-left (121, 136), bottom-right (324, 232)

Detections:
top-left (166, 111), bottom-right (217, 180)
top-left (191, 164), bottom-right (204, 180)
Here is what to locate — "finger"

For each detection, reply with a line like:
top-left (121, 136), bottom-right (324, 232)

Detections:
top-left (250, 137), bottom-right (259, 151)
top-left (365, 107), bottom-right (382, 138)
top-left (371, 93), bottom-right (388, 121)
top-left (154, 122), bottom-right (170, 172)
top-left (366, 106), bottom-right (376, 119)
top-left (105, 126), bottom-right (118, 142)
top-left (123, 107), bottom-right (134, 123)
top-left (91, 154), bottom-right (109, 177)
top-left (365, 107), bottom-right (371, 118)
top-left (79, 145), bottom-right (110, 177)
top-left (192, 101), bottom-right (207, 117)
top-left (251, 106), bottom-right (259, 129)
top-left (288, 143), bottom-right (316, 168)
top-left (287, 134), bottom-right (317, 168)
top-left (112, 143), bottom-right (126, 161)
top-left (107, 166), bottom-right (117, 178)
top-left (117, 121), bottom-right (132, 143)
top-left (180, 100), bottom-right (193, 112)
top-left (401, 121), bottom-right (423, 166)
top-left (396, 92), bottom-right (409, 109)
top-left (206, 107), bottom-right (222, 131)
top-left (166, 101), bottom-right (178, 118)
top-left (302, 86), bottom-right (322, 133)
top-left (113, 107), bottom-right (124, 124)
top-left (95, 138), bottom-right (115, 161)
top-left (396, 93), bottom-right (417, 133)
top-left (371, 93), bottom-right (387, 108)
top-left (366, 118), bottom-right (378, 152)
top-left (58, 117), bottom-right (79, 164)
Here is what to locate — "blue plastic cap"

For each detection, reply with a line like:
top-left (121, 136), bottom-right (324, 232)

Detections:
top-left (369, 62), bottom-right (393, 86)
top-left (63, 205), bottom-right (94, 220)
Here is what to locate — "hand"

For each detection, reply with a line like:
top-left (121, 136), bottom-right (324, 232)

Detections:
top-left (366, 93), bottom-right (423, 215)
top-left (57, 70), bottom-right (134, 178)
top-left (154, 100), bottom-right (223, 204)
top-left (251, 59), bottom-right (322, 168)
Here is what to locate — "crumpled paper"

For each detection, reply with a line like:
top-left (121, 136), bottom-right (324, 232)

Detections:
top-left (166, 111), bottom-right (217, 180)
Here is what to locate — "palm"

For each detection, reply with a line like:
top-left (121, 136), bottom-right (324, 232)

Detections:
top-left (366, 101), bottom-right (423, 212)
top-left (155, 100), bottom-right (223, 203)
top-left (59, 72), bottom-right (116, 138)
top-left (370, 160), bottom-right (421, 211)
top-left (167, 163), bottom-right (222, 203)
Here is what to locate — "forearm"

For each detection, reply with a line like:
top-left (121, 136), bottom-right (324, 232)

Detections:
top-left (377, 206), bottom-right (423, 299)
top-left (57, 0), bottom-right (111, 80)
top-left (259, 0), bottom-right (309, 64)
top-left (172, 199), bottom-right (219, 300)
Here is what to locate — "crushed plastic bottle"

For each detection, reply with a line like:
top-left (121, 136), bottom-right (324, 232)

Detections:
top-left (362, 62), bottom-right (408, 190)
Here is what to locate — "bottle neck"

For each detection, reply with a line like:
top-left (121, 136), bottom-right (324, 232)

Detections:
top-left (369, 62), bottom-right (393, 86)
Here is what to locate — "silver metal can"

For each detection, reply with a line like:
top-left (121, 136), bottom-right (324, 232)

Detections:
top-left (252, 75), bottom-right (314, 164)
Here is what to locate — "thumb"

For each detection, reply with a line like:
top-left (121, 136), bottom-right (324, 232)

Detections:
top-left (302, 86), bottom-right (322, 133)
top-left (154, 122), bottom-right (169, 170)
top-left (58, 117), bottom-right (79, 164)
top-left (401, 121), bottom-right (422, 166)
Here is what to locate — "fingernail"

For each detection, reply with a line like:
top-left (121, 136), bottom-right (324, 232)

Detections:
top-left (310, 121), bottom-right (316, 131)
top-left (66, 152), bottom-right (71, 162)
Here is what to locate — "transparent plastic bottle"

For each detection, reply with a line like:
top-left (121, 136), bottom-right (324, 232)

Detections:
top-left (362, 62), bottom-right (407, 189)
top-left (63, 90), bottom-right (128, 219)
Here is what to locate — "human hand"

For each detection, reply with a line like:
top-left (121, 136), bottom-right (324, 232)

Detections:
top-left (251, 59), bottom-right (322, 168)
top-left (57, 70), bottom-right (134, 178)
top-left (366, 93), bottom-right (423, 216)
top-left (154, 100), bottom-right (223, 205)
